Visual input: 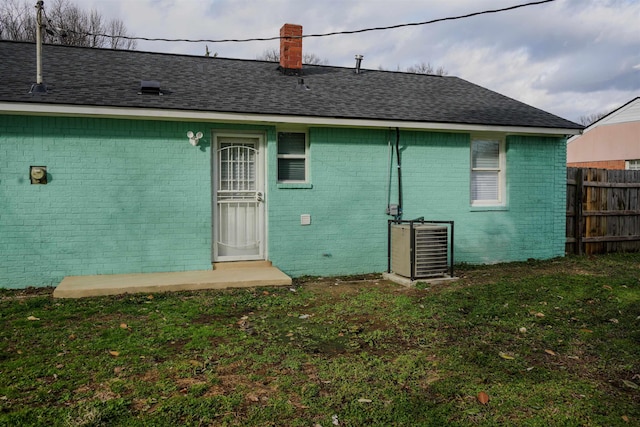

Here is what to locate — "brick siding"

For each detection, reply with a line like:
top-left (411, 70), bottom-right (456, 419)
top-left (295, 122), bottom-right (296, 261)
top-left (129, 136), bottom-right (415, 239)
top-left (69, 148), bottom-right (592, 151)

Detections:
top-left (1, 115), bottom-right (567, 287)
top-left (567, 160), bottom-right (626, 170)
top-left (0, 115), bottom-right (213, 288)
top-left (267, 128), bottom-right (567, 277)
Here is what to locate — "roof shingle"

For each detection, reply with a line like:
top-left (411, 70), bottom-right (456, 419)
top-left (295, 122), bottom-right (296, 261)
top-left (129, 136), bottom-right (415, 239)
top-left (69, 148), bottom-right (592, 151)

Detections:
top-left (0, 41), bottom-right (582, 130)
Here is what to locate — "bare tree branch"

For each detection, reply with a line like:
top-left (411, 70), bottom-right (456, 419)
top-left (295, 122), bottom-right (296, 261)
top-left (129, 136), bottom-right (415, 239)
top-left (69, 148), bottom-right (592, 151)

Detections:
top-left (257, 48), bottom-right (328, 65)
top-left (579, 111), bottom-right (610, 126)
top-left (381, 61), bottom-right (448, 76)
top-left (301, 52), bottom-right (328, 65)
top-left (0, 0), bottom-right (136, 49)
top-left (110, 19), bottom-right (135, 49)
top-left (0, 0), bottom-right (36, 41)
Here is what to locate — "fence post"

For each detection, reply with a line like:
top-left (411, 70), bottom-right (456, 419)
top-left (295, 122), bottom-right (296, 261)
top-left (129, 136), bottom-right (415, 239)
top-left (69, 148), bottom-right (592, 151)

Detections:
top-left (574, 168), bottom-right (583, 255)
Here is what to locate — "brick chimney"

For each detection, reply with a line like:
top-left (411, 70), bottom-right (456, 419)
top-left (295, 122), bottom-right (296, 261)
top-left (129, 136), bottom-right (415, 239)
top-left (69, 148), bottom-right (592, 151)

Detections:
top-left (279, 23), bottom-right (302, 75)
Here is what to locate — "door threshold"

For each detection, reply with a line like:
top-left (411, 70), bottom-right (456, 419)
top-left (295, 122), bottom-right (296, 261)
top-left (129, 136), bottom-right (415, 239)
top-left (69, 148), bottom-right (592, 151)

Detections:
top-left (213, 260), bottom-right (273, 270)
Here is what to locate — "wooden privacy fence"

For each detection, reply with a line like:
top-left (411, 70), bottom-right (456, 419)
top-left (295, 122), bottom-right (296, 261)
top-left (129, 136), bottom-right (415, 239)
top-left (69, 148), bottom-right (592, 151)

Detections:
top-left (566, 168), bottom-right (640, 255)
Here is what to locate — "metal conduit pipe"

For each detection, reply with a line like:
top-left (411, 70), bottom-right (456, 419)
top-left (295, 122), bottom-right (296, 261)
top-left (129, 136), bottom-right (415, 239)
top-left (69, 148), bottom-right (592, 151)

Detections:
top-left (395, 127), bottom-right (403, 220)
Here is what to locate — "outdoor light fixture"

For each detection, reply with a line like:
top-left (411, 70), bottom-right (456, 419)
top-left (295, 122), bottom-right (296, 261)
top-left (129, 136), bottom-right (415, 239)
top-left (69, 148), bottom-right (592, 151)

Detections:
top-left (187, 131), bottom-right (203, 146)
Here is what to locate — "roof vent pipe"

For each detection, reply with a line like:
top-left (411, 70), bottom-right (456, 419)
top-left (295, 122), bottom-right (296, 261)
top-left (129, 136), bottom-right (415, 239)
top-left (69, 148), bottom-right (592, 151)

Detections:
top-left (355, 54), bottom-right (364, 74)
top-left (296, 78), bottom-right (310, 91)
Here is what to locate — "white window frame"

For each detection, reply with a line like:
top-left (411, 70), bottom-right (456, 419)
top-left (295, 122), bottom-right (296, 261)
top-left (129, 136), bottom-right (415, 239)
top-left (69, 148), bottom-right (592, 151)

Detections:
top-left (277, 130), bottom-right (309, 183)
top-left (470, 135), bottom-right (506, 207)
top-left (626, 160), bottom-right (640, 170)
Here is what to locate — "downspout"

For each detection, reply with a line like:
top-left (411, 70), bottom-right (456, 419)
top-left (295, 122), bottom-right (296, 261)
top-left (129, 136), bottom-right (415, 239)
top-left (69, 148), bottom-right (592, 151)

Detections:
top-left (394, 127), bottom-right (403, 220)
top-left (386, 131), bottom-right (393, 211)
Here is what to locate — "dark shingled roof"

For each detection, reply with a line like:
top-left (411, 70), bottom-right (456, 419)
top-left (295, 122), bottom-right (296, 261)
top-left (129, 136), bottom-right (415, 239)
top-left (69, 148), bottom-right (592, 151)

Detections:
top-left (0, 41), bottom-right (582, 130)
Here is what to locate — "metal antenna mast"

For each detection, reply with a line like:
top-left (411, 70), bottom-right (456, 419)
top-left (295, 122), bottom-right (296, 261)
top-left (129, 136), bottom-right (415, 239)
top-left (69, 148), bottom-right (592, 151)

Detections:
top-left (30, 1), bottom-right (47, 94)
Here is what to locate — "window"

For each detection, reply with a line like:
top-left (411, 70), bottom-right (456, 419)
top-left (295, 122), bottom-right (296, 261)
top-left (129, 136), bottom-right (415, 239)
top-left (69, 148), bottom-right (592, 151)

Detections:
top-left (277, 132), bottom-right (307, 182)
top-left (471, 136), bottom-right (505, 206)
top-left (626, 160), bottom-right (640, 171)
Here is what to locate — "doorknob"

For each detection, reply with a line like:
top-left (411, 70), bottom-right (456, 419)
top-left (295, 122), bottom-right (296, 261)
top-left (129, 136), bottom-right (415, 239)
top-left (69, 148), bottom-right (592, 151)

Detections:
top-left (255, 192), bottom-right (263, 202)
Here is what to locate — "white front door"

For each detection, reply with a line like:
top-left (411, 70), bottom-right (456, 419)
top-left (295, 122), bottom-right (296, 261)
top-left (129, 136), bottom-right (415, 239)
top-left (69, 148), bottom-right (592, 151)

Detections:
top-left (213, 133), bottom-right (265, 262)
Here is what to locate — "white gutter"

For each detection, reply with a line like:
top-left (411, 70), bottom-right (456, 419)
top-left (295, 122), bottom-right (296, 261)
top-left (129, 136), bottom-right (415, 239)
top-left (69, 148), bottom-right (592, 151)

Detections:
top-left (0, 102), bottom-right (582, 136)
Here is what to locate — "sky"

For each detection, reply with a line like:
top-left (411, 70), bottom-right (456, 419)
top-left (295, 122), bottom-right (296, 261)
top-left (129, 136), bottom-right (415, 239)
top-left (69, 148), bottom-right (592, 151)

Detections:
top-left (73, 0), bottom-right (639, 124)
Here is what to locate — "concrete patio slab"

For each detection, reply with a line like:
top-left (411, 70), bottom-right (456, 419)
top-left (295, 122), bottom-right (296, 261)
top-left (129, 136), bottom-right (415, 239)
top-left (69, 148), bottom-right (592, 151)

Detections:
top-left (382, 272), bottom-right (458, 287)
top-left (53, 261), bottom-right (292, 298)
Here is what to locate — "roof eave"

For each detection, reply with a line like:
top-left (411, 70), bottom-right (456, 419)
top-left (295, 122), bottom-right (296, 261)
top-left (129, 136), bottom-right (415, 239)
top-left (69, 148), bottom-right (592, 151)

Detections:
top-left (0, 102), bottom-right (582, 136)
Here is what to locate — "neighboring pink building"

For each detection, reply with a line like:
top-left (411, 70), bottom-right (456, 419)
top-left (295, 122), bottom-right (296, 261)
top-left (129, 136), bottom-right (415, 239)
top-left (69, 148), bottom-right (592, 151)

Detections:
top-left (567, 97), bottom-right (640, 170)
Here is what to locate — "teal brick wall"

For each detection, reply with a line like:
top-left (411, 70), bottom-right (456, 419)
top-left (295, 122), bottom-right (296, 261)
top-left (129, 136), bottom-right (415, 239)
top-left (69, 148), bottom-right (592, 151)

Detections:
top-left (267, 128), bottom-right (567, 277)
top-left (452, 135), bottom-right (567, 263)
top-left (1, 114), bottom-right (567, 287)
top-left (0, 115), bottom-right (213, 288)
top-left (267, 128), bottom-right (392, 277)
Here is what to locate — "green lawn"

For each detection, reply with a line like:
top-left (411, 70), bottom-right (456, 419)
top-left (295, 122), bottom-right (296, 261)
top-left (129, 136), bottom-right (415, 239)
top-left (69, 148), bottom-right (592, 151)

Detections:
top-left (1, 254), bottom-right (638, 426)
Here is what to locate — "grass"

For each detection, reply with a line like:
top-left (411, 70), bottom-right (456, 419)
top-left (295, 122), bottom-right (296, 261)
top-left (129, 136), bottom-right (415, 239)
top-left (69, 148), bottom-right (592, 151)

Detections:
top-left (0, 253), bottom-right (638, 426)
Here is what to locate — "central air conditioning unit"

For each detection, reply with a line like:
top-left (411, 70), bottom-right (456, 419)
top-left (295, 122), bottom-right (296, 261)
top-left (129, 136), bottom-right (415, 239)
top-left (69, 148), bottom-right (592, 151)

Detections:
top-left (388, 219), bottom-right (454, 281)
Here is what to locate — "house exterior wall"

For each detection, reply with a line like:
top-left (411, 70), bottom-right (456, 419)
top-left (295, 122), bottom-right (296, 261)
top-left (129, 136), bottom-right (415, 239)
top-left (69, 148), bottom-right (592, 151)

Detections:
top-left (0, 114), bottom-right (567, 288)
top-left (567, 121), bottom-right (640, 166)
top-left (0, 115), bottom-right (214, 288)
top-left (595, 98), bottom-right (640, 126)
top-left (267, 128), bottom-right (567, 277)
top-left (567, 160), bottom-right (626, 170)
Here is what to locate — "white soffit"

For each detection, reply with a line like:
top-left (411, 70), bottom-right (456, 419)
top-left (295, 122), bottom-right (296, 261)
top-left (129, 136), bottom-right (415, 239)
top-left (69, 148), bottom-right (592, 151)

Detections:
top-left (0, 102), bottom-right (582, 136)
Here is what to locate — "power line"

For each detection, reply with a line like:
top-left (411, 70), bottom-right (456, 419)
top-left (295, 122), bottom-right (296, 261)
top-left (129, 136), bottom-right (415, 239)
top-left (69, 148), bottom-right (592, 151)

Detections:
top-left (306, 0), bottom-right (556, 39)
top-left (61, 0), bottom-right (556, 44)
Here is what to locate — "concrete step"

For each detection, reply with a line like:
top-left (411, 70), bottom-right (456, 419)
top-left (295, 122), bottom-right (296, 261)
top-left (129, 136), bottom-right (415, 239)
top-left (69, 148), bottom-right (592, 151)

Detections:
top-left (213, 260), bottom-right (273, 270)
top-left (54, 263), bottom-right (292, 299)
